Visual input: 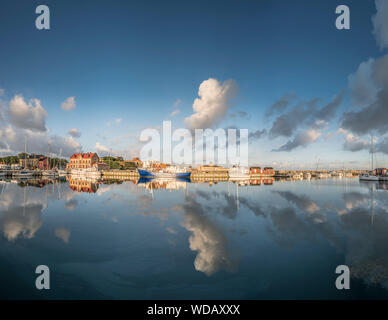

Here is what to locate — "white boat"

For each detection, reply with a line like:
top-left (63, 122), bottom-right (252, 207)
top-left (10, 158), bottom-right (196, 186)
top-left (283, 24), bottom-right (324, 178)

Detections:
top-left (359, 173), bottom-right (379, 181)
top-left (42, 170), bottom-right (58, 177)
top-left (13, 170), bottom-right (34, 178)
top-left (229, 167), bottom-right (250, 180)
top-left (57, 169), bottom-right (69, 177)
top-left (71, 167), bottom-right (102, 178)
top-left (303, 172), bottom-right (311, 179)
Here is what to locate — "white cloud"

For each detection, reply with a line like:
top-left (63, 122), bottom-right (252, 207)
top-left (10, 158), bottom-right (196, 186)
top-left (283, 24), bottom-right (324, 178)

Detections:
top-left (61, 96), bottom-right (76, 111)
top-left (184, 78), bottom-right (238, 130)
top-left (8, 95), bottom-right (48, 132)
top-left (0, 89), bottom-right (4, 96)
top-left (372, 0), bottom-right (388, 50)
top-left (68, 128), bottom-right (81, 138)
top-left (95, 142), bottom-right (111, 154)
top-left (115, 118), bottom-right (122, 124)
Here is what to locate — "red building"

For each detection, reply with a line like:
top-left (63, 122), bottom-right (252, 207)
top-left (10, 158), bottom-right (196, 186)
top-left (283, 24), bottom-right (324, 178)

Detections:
top-left (38, 156), bottom-right (49, 170)
top-left (375, 168), bottom-right (387, 176)
top-left (263, 167), bottom-right (275, 175)
top-left (250, 167), bottom-right (262, 174)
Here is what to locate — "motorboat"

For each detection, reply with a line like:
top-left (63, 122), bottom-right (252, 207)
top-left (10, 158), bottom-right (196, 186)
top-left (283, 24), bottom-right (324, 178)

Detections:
top-left (228, 167), bottom-right (250, 180)
top-left (71, 167), bottom-right (102, 178)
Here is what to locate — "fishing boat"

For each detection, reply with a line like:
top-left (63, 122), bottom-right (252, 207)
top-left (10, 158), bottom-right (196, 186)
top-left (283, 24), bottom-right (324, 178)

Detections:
top-left (138, 169), bottom-right (155, 177)
top-left (138, 167), bottom-right (191, 179)
top-left (174, 167), bottom-right (191, 178)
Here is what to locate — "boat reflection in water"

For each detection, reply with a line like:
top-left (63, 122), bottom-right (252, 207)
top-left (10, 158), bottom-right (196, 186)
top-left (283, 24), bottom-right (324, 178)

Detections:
top-left (1, 177), bottom-right (388, 299)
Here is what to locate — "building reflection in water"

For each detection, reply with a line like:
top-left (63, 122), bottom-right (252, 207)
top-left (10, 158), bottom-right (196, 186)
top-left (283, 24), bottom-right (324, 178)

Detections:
top-left (67, 176), bottom-right (100, 193)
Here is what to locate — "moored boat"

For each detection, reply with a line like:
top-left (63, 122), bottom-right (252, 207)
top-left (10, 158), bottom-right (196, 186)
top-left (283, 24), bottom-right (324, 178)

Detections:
top-left (229, 167), bottom-right (250, 180)
top-left (71, 167), bottom-right (102, 178)
top-left (13, 170), bottom-right (34, 178)
top-left (359, 173), bottom-right (379, 181)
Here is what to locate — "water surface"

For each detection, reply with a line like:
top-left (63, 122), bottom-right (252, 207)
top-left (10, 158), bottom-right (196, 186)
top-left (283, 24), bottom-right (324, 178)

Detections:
top-left (1, 177), bottom-right (388, 299)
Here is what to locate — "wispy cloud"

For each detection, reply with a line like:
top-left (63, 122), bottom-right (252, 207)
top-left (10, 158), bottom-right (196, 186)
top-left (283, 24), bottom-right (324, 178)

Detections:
top-left (173, 98), bottom-right (182, 107)
top-left (170, 109), bottom-right (180, 117)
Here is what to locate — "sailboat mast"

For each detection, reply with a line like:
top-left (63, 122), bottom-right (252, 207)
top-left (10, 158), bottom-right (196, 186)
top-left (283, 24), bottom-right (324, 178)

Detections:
top-left (371, 134), bottom-right (374, 171)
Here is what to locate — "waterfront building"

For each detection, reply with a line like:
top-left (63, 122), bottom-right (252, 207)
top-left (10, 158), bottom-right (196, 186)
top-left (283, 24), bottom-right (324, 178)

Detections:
top-left (191, 164), bottom-right (229, 181)
top-left (375, 168), bottom-right (387, 176)
top-left (19, 154), bottom-right (43, 169)
top-left (68, 152), bottom-right (99, 169)
top-left (250, 167), bottom-right (262, 175)
top-left (38, 156), bottom-right (49, 170)
top-left (263, 167), bottom-right (275, 175)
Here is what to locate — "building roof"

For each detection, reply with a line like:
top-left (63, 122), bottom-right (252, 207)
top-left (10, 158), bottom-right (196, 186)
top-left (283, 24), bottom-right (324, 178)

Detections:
top-left (70, 152), bottom-right (98, 159)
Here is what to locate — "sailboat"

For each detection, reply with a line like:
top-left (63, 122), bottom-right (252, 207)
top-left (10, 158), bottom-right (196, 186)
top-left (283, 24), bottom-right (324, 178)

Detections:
top-left (42, 144), bottom-right (59, 178)
top-left (360, 135), bottom-right (379, 181)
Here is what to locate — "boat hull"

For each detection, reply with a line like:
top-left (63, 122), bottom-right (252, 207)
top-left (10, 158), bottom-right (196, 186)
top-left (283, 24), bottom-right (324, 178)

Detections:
top-left (176, 172), bottom-right (191, 178)
top-left (359, 175), bottom-right (379, 181)
top-left (138, 169), bottom-right (155, 177)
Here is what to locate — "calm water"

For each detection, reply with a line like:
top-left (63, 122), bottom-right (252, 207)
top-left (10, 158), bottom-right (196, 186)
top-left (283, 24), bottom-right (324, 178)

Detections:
top-left (1, 177), bottom-right (388, 299)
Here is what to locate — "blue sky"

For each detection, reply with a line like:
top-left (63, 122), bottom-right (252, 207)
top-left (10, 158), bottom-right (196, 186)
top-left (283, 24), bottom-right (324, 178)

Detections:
top-left (0, 0), bottom-right (387, 169)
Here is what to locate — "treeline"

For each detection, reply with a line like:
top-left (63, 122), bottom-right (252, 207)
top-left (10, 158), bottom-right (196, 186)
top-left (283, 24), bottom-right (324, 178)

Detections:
top-left (0, 156), bottom-right (19, 164)
top-left (0, 153), bottom-right (68, 167)
top-left (101, 156), bottom-right (138, 170)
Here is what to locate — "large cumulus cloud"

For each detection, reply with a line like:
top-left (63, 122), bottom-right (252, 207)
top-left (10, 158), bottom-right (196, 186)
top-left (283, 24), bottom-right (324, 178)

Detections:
top-left (8, 95), bottom-right (47, 132)
top-left (184, 78), bottom-right (238, 130)
top-left (0, 94), bottom-right (82, 157)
